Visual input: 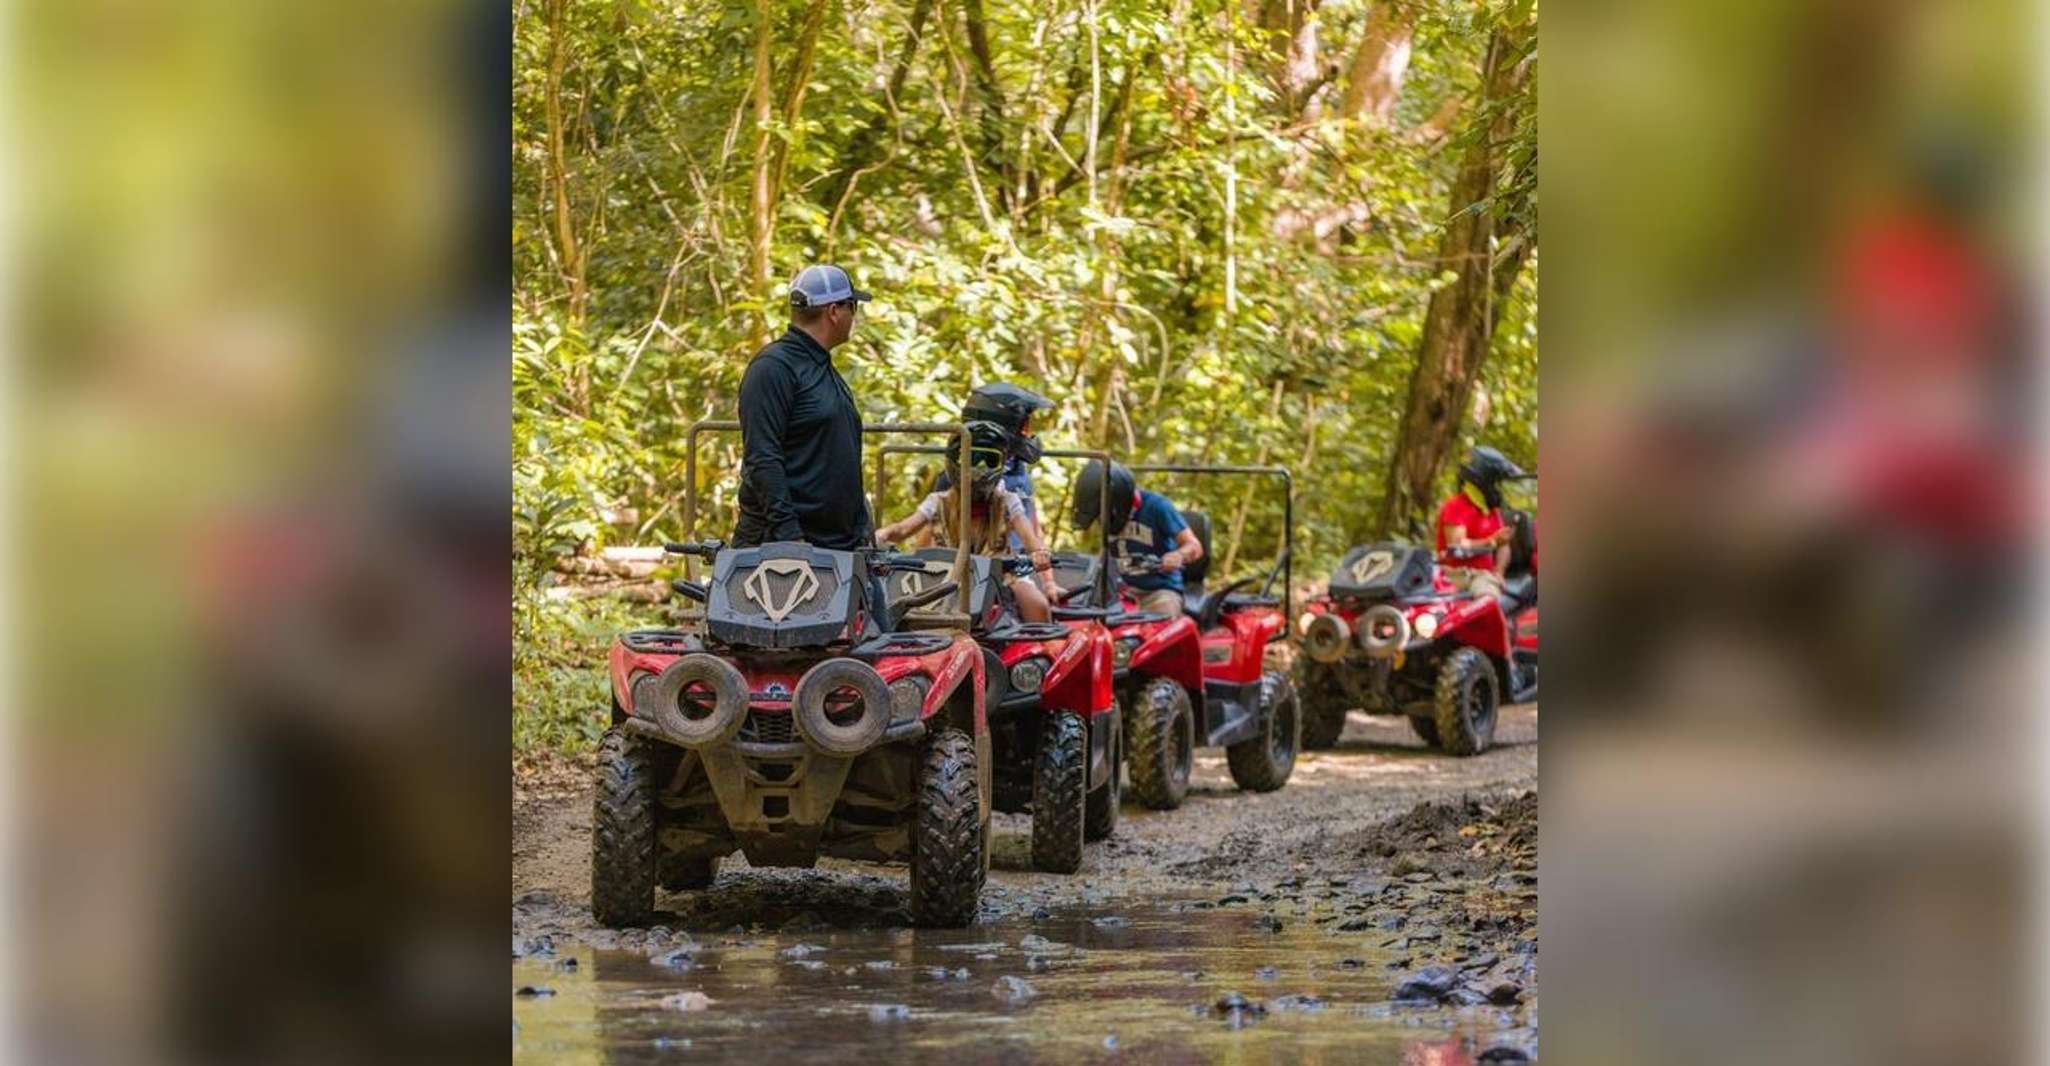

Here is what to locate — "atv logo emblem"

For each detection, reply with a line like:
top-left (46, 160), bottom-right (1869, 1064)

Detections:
top-left (1349, 550), bottom-right (1395, 585)
top-left (743, 559), bottom-right (821, 622)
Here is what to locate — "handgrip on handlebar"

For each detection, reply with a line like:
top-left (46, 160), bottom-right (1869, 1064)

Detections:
top-left (664, 540), bottom-right (724, 559)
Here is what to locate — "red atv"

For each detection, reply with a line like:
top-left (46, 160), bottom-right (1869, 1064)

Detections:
top-left (598, 539), bottom-right (988, 927)
top-left (1297, 507), bottom-right (1538, 755)
top-left (885, 548), bottom-right (1117, 873)
top-left (1057, 463), bottom-right (1302, 808)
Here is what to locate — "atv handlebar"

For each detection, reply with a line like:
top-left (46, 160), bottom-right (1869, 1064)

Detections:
top-left (664, 540), bottom-right (724, 559)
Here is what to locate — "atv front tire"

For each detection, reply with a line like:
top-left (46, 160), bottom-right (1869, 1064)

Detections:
top-left (1432, 647), bottom-right (1499, 756)
top-left (591, 727), bottom-right (659, 927)
top-left (1227, 671), bottom-right (1300, 792)
top-left (1031, 711), bottom-right (1087, 873)
top-left (1299, 661), bottom-right (1350, 749)
top-left (1126, 677), bottom-right (1194, 810)
top-left (909, 729), bottom-right (985, 927)
top-left (1084, 722), bottom-right (1120, 841)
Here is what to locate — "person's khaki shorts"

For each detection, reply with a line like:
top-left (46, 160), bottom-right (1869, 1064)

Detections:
top-left (1135, 588), bottom-right (1185, 616)
top-left (1444, 566), bottom-right (1505, 599)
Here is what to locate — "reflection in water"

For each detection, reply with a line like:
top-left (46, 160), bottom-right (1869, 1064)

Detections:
top-left (513, 902), bottom-right (1532, 1064)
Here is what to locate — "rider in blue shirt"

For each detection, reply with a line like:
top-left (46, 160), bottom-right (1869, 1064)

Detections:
top-left (1071, 460), bottom-right (1204, 615)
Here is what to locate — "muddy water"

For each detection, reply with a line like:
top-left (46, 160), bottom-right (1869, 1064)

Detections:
top-left (512, 900), bottom-right (1533, 1064)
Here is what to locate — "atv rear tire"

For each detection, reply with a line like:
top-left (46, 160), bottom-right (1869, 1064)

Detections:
top-left (1126, 677), bottom-right (1194, 810)
top-left (909, 729), bottom-right (985, 927)
top-left (1031, 712), bottom-right (1087, 873)
top-left (1432, 648), bottom-right (1499, 756)
top-left (591, 727), bottom-right (659, 927)
top-left (1227, 671), bottom-right (1299, 792)
top-left (1084, 724), bottom-right (1120, 842)
top-left (1299, 661), bottom-right (1349, 749)
top-left (1408, 714), bottom-right (1441, 747)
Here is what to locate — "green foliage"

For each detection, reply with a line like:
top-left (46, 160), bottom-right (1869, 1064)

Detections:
top-left (512, 0), bottom-right (1537, 749)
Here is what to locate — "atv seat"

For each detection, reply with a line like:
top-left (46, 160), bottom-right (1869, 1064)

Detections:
top-left (1497, 573), bottom-right (1536, 616)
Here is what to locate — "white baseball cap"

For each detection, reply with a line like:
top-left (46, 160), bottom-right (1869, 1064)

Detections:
top-left (787, 264), bottom-right (873, 308)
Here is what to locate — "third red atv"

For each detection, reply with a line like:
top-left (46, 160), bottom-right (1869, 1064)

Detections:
top-left (1297, 506), bottom-right (1538, 755)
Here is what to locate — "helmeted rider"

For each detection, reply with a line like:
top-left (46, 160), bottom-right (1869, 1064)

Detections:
top-left (875, 420), bottom-right (1063, 622)
top-left (1072, 460), bottom-right (1204, 617)
top-left (1436, 446), bottom-right (1529, 600)
top-left (961, 382), bottom-right (1053, 549)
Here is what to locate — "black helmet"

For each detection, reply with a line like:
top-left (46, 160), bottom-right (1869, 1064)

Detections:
top-left (963, 383), bottom-right (1052, 464)
top-left (1457, 446), bottom-right (1529, 509)
top-left (1072, 459), bottom-right (1137, 533)
top-left (945, 420), bottom-right (1013, 497)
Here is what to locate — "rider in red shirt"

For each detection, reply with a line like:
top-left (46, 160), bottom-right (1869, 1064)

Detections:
top-left (1435, 447), bottom-right (1528, 599)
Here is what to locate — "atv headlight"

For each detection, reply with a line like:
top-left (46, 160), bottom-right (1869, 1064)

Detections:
top-left (1009, 658), bottom-right (1049, 693)
top-left (1112, 637), bottom-right (1140, 669)
top-left (888, 677), bottom-right (930, 722)
top-left (1413, 612), bottom-right (1439, 639)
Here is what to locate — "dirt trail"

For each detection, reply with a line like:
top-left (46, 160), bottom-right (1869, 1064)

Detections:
top-left (514, 705), bottom-right (1534, 933)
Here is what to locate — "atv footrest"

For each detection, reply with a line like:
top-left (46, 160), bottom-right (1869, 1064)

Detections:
top-left (850, 632), bottom-right (958, 658)
top-left (983, 622), bottom-right (1072, 643)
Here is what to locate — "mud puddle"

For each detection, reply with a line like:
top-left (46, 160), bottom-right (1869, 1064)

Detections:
top-left (512, 898), bottom-right (1533, 1064)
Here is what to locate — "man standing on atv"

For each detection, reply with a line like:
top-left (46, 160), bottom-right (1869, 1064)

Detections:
top-left (732, 264), bottom-right (874, 550)
top-left (1073, 460), bottom-right (1205, 616)
top-left (1435, 446), bottom-right (1528, 599)
top-left (874, 421), bottom-right (1065, 622)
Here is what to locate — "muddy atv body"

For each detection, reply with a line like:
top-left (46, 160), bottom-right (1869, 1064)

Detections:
top-left (596, 540), bottom-right (989, 929)
top-left (1297, 510), bottom-right (1537, 755)
top-left (886, 548), bottom-right (1117, 873)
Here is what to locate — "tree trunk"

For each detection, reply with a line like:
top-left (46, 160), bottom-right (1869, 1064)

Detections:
top-left (1373, 23), bottom-right (1533, 540)
top-left (1338, 1), bottom-right (1412, 125)
top-left (748, 0), bottom-right (776, 349)
top-left (768, 0), bottom-right (832, 204)
top-left (817, 0), bottom-right (934, 214)
top-left (961, 0), bottom-right (1012, 209)
top-left (543, 0), bottom-right (586, 324)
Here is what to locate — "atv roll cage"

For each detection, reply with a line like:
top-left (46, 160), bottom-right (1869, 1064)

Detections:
top-left (872, 443), bottom-right (1118, 610)
top-left (682, 419), bottom-right (978, 627)
top-left (1128, 463), bottom-right (1296, 630)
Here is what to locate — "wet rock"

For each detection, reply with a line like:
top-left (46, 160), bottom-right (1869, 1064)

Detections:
top-left (1405, 926), bottom-right (1443, 944)
top-left (1090, 916), bottom-right (1131, 930)
top-left (793, 960), bottom-right (829, 971)
top-left (1461, 951), bottom-right (1500, 972)
top-left (515, 935), bottom-right (555, 958)
top-left (1336, 916), bottom-right (1376, 931)
top-left (651, 947), bottom-right (698, 969)
top-left (1030, 906), bottom-right (1053, 921)
top-left (514, 986), bottom-right (555, 998)
top-left (1254, 914), bottom-right (1284, 933)
top-left (555, 957), bottom-right (579, 972)
top-left (1477, 1045), bottom-right (1531, 1062)
top-left (1025, 955), bottom-right (1053, 972)
top-left (1254, 966), bottom-right (1278, 981)
top-left (1338, 958), bottom-right (1365, 969)
top-left (1102, 1034), bottom-right (1119, 1050)
top-left (1376, 914), bottom-right (1408, 931)
top-left (992, 976), bottom-right (1037, 1003)
top-left (514, 890), bottom-right (556, 907)
top-left (1393, 965), bottom-right (1460, 1003)
top-left (919, 966), bottom-right (970, 981)
top-left (864, 960), bottom-right (900, 972)
top-left (1390, 855), bottom-right (1429, 877)
top-left (660, 991), bottom-right (716, 1012)
top-left (867, 1004), bottom-right (911, 1022)
top-left (1446, 987), bottom-right (1490, 1006)
top-left (1270, 993), bottom-right (1328, 1012)
top-left (1211, 991), bottom-right (1267, 1028)
top-left (1402, 871), bottom-right (1435, 883)
top-left (779, 943), bottom-right (826, 959)
top-left (1218, 894), bottom-right (1249, 906)
top-left (1486, 980), bottom-right (1524, 1005)
top-left (1017, 934), bottom-right (1067, 953)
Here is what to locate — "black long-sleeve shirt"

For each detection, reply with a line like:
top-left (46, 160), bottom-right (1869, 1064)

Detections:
top-left (731, 327), bottom-right (873, 549)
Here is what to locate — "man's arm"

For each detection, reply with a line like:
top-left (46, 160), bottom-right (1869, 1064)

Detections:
top-left (737, 359), bottom-right (802, 541)
top-left (1009, 507), bottom-right (1060, 595)
top-left (1160, 527), bottom-right (1203, 571)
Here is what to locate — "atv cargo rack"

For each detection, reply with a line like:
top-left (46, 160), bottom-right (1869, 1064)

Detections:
top-left (683, 419), bottom-right (978, 627)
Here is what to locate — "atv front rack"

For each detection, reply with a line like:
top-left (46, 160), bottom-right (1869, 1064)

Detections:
top-left (620, 628), bottom-right (704, 655)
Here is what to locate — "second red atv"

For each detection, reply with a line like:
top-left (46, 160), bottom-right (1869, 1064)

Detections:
top-left (1297, 506), bottom-right (1538, 755)
top-left (885, 548), bottom-right (1117, 873)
